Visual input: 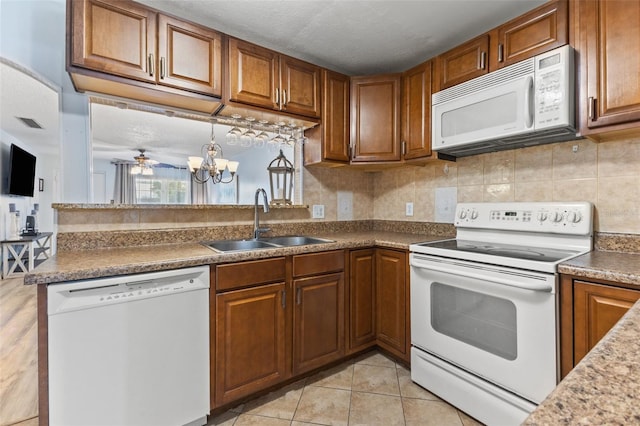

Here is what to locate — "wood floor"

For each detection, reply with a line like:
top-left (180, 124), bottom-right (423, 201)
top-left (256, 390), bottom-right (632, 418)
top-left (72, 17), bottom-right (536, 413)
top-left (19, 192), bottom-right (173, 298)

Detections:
top-left (0, 276), bottom-right (38, 426)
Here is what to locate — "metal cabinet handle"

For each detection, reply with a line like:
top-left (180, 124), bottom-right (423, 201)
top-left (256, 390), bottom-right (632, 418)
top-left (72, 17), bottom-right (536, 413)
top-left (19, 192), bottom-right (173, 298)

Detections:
top-left (498, 44), bottom-right (504, 63)
top-left (296, 287), bottom-right (301, 305)
top-left (281, 289), bottom-right (286, 309)
top-left (479, 51), bottom-right (487, 70)
top-left (160, 57), bottom-right (166, 79)
top-left (275, 88), bottom-right (280, 107)
top-left (282, 89), bottom-right (287, 107)
top-left (588, 97), bottom-right (597, 121)
top-left (401, 140), bottom-right (407, 156)
top-left (148, 53), bottom-right (155, 77)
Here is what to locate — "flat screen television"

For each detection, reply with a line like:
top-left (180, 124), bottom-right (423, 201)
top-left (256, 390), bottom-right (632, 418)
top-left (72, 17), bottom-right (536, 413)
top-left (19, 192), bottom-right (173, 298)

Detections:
top-left (8, 144), bottom-right (37, 197)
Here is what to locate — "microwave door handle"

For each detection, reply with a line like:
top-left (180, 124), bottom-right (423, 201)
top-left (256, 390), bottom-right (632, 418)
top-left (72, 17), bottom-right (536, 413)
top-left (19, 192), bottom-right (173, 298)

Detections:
top-left (524, 76), bottom-right (534, 129)
top-left (412, 258), bottom-right (552, 292)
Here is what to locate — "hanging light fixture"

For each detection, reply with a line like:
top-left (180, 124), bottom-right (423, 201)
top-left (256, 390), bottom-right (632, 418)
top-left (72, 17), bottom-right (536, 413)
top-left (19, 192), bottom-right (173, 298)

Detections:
top-left (267, 149), bottom-right (294, 205)
top-left (188, 120), bottom-right (239, 184)
top-left (131, 149), bottom-right (155, 175)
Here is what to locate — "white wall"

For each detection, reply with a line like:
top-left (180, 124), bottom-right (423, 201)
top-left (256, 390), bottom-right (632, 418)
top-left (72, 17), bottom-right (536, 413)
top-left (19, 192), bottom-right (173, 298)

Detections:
top-left (0, 0), bottom-right (91, 205)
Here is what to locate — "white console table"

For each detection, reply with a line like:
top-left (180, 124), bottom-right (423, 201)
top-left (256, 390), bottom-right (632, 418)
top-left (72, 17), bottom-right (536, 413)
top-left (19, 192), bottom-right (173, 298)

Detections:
top-left (1, 232), bottom-right (53, 279)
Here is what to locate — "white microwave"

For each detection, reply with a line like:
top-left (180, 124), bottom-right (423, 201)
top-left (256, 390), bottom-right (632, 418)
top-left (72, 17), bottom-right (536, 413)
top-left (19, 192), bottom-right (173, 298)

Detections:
top-left (432, 45), bottom-right (577, 158)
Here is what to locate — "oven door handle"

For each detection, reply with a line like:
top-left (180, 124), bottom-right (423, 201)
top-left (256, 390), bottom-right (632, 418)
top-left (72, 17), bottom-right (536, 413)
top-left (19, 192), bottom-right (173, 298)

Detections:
top-left (411, 258), bottom-right (552, 292)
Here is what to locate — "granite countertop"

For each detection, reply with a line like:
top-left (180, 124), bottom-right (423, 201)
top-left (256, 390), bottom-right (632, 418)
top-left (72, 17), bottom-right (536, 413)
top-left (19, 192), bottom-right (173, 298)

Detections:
top-left (24, 231), bottom-right (446, 285)
top-left (559, 250), bottom-right (640, 287)
top-left (525, 297), bottom-right (640, 425)
top-left (526, 249), bottom-right (640, 424)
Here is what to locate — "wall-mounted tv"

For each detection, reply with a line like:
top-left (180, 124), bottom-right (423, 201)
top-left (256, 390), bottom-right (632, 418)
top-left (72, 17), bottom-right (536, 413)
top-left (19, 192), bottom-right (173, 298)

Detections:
top-left (8, 144), bottom-right (37, 197)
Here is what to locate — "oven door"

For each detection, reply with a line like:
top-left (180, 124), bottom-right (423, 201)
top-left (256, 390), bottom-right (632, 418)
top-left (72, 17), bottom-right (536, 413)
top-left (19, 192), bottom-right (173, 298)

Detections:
top-left (410, 253), bottom-right (557, 404)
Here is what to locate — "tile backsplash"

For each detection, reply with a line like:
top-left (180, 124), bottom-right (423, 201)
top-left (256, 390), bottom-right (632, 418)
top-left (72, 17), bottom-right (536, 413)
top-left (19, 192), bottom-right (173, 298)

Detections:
top-left (57, 136), bottom-right (639, 235)
top-left (373, 137), bottom-right (639, 234)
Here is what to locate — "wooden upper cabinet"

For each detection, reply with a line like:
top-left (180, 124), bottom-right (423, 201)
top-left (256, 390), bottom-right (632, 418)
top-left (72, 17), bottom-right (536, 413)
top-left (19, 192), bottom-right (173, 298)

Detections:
top-left (281, 56), bottom-right (321, 118)
top-left (305, 70), bottom-right (350, 165)
top-left (350, 74), bottom-right (402, 162)
top-left (70, 0), bottom-right (223, 98)
top-left (494, 0), bottom-right (567, 68)
top-left (434, 0), bottom-right (568, 92)
top-left (228, 38), bottom-right (280, 110)
top-left (228, 38), bottom-right (321, 118)
top-left (435, 34), bottom-right (489, 91)
top-left (402, 60), bottom-right (432, 160)
top-left (157, 14), bottom-right (222, 96)
top-left (71, 0), bottom-right (157, 83)
top-left (578, 0), bottom-right (640, 134)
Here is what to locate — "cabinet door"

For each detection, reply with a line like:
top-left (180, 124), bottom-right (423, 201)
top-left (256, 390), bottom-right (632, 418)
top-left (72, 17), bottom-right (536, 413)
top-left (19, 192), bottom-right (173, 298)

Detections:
top-left (573, 281), bottom-right (640, 365)
top-left (215, 283), bottom-right (287, 406)
top-left (71, 0), bottom-right (156, 82)
top-left (323, 70), bottom-right (351, 162)
top-left (402, 61), bottom-right (432, 160)
top-left (349, 249), bottom-right (376, 352)
top-left (496, 0), bottom-right (568, 68)
top-left (434, 34), bottom-right (489, 91)
top-left (580, 0), bottom-right (640, 132)
top-left (157, 14), bottom-right (222, 96)
top-left (292, 273), bottom-right (345, 375)
top-left (350, 74), bottom-right (401, 162)
top-left (281, 56), bottom-right (321, 118)
top-left (228, 38), bottom-right (279, 110)
top-left (375, 249), bottom-right (407, 359)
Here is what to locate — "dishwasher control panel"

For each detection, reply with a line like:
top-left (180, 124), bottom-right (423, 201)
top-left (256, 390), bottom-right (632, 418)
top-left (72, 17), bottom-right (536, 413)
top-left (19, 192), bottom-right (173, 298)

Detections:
top-left (47, 266), bottom-right (209, 315)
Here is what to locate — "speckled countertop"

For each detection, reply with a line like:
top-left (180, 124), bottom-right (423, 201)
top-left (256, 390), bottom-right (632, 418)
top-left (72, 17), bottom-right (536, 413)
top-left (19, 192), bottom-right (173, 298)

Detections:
top-left (525, 249), bottom-right (640, 425)
top-left (24, 231), bottom-right (446, 285)
top-left (558, 250), bottom-right (640, 287)
top-left (525, 297), bottom-right (640, 425)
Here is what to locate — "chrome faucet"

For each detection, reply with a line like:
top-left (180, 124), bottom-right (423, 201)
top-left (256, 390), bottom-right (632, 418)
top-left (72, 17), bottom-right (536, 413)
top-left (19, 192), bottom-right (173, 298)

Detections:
top-left (253, 188), bottom-right (270, 239)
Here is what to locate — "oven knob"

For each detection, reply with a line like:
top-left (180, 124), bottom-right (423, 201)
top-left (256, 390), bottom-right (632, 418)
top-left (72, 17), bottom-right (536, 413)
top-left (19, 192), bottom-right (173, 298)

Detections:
top-left (568, 211), bottom-right (582, 223)
top-left (537, 212), bottom-right (548, 222)
top-left (459, 210), bottom-right (467, 219)
top-left (552, 211), bottom-right (564, 222)
top-left (470, 210), bottom-right (478, 220)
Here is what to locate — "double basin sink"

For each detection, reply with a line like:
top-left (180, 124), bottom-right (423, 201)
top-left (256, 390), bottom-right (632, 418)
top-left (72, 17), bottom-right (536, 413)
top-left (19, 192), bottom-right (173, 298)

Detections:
top-left (202, 235), bottom-right (334, 253)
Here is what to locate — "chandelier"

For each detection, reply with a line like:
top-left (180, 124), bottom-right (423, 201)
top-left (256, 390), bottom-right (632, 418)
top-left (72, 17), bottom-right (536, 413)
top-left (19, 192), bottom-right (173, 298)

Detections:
top-left (131, 149), bottom-right (155, 175)
top-left (188, 121), bottom-right (239, 184)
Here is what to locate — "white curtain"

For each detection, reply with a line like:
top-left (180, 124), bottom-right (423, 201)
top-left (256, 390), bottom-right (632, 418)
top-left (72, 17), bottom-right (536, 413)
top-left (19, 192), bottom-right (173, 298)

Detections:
top-left (190, 174), bottom-right (210, 204)
top-left (113, 162), bottom-right (136, 204)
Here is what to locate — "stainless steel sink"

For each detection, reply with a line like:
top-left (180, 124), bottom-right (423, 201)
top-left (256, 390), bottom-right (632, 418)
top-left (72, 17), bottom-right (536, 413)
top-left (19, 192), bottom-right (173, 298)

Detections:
top-left (202, 239), bottom-right (279, 253)
top-left (261, 236), bottom-right (334, 246)
top-left (202, 235), bottom-right (334, 252)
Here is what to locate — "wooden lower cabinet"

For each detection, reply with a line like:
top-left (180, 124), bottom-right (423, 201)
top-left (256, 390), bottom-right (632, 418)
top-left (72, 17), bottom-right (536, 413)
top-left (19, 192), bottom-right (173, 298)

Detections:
top-left (292, 273), bottom-right (345, 375)
top-left (214, 282), bottom-right (287, 406)
top-left (560, 275), bottom-right (640, 378)
top-left (348, 249), bottom-right (376, 353)
top-left (375, 249), bottom-right (409, 361)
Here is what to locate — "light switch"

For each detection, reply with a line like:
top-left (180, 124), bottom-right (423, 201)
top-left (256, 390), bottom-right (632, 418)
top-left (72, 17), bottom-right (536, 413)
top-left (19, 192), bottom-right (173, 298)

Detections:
top-left (337, 191), bottom-right (353, 221)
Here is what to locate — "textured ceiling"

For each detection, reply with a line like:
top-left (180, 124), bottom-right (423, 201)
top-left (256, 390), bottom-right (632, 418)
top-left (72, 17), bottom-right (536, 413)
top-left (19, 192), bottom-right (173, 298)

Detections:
top-left (137, 0), bottom-right (547, 75)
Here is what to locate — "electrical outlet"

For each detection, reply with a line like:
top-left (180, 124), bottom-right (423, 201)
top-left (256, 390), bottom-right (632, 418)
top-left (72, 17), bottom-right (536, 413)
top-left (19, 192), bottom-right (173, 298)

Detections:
top-left (405, 202), bottom-right (414, 217)
top-left (312, 204), bottom-right (325, 219)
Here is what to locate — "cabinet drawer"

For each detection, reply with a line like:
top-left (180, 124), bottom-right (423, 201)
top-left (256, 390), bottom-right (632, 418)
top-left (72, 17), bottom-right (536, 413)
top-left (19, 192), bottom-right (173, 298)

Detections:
top-left (293, 250), bottom-right (345, 277)
top-left (216, 257), bottom-right (286, 291)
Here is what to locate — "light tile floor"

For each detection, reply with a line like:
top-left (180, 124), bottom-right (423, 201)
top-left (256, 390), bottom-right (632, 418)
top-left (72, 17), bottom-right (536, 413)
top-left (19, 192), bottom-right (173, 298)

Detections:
top-left (207, 351), bottom-right (484, 426)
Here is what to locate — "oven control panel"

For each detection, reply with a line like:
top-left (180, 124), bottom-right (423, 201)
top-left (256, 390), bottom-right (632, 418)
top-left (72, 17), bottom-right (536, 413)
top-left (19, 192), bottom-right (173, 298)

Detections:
top-left (455, 202), bottom-right (593, 235)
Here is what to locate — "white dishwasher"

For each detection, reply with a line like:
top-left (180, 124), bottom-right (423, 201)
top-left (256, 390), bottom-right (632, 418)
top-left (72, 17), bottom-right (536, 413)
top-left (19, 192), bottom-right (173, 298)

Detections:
top-left (47, 265), bottom-right (210, 426)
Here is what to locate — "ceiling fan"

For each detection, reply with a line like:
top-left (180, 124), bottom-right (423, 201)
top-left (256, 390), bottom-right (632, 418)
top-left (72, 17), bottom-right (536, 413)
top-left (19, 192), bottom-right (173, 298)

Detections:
top-left (131, 149), bottom-right (158, 175)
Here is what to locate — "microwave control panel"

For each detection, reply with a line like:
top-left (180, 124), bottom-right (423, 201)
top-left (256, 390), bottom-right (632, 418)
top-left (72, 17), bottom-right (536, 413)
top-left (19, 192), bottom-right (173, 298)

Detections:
top-left (535, 45), bottom-right (574, 130)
